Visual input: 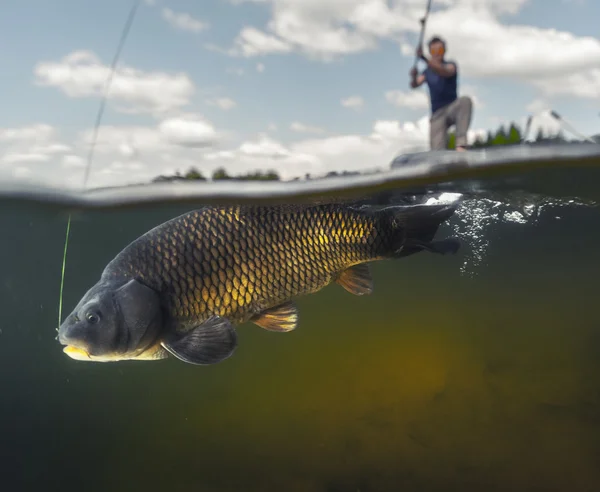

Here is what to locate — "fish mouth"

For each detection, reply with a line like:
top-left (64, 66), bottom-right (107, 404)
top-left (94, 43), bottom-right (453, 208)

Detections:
top-left (63, 345), bottom-right (91, 360)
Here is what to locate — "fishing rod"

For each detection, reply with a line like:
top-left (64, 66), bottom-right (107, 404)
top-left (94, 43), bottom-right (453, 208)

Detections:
top-left (521, 114), bottom-right (533, 143)
top-left (412, 0), bottom-right (433, 70)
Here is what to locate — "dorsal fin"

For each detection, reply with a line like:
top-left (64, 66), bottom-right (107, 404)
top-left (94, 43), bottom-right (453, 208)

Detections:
top-left (336, 263), bottom-right (374, 296)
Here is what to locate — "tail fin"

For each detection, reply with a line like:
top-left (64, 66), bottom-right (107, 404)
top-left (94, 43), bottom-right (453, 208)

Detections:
top-left (386, 201), bottom-right (461, 258)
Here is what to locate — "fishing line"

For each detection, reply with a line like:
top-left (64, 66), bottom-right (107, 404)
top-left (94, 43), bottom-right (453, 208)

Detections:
top-left (57, 216), bottom-right (71, 332)
top-left (549, 110), bottom-right (598, 144)
top-left (521, 110), bottom-right (598, 144)
top-left (57, 0), bottom-right (142, 333)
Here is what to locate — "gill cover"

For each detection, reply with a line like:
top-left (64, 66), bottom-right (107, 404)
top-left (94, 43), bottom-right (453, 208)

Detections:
top-left (113, 278), bottom-right (163, 353)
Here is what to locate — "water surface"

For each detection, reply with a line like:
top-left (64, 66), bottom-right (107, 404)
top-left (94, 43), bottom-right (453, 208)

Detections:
top-left (2, 145), bottom-right (600, 491)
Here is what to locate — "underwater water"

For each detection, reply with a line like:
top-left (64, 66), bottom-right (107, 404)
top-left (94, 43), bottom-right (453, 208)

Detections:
top-left (2, 145), bottom-right (600, 492)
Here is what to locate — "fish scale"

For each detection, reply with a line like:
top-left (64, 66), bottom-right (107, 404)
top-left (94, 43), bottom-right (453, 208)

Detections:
top-left (104, 203), bottom-right (390, 329)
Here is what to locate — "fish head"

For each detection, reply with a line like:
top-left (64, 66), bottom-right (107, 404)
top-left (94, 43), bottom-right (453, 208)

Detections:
top-left (58, 278), bottom-right (164, 362)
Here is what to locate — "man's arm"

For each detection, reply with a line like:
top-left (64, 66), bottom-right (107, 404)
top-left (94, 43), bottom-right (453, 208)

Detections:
top-left (416, 46), bottom-right (456, 78)
top-left (409, 67), bottom-right (426, 88)
top-left (426, 59), bottom-right (456, 78)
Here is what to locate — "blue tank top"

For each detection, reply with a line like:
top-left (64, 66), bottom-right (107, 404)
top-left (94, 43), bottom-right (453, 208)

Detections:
top-left (423, 62), bottom-right (458, 114)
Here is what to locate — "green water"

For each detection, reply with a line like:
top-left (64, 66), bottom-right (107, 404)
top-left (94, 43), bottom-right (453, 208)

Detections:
top-left (2, 166), bottom-right (600, 491)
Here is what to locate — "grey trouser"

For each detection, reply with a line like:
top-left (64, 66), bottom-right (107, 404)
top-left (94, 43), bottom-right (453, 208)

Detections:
top-left (430, 95), bottom-right (473, 150)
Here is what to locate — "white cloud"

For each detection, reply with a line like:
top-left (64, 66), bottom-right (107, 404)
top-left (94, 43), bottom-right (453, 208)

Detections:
top-left (0, 124), bottom-right (71, 166)
top-left (13, 166), bottom-right (32, 179)
top-left (460, 85), bottom-right (484, 109)
top-left (206, 97), bottom-right (237, 110)
top-left (341, 95), bottom-right (364, 109)
top-left (34, 51), bottom-right (195, 116)
top-left (3, 153), bottom-right (51, 164)
top-left (385, 89), bottom-right (429, 110)
top-left (424, 5), bottom-right (600, 81)
top-left (161, 8), bottom-right (209, 33)
top-left (158, 116), bottom-right (220, 147)
top-left (525, 98), bottom-right (551, 114)
top-left (62, 155), bottom-right (86, 168)
top-left (0, 113), bottom-right (490, 188)
top-left (290, 121), bottom-right (326, 134)
top-left (531, 68), bottom-right (600, 99)
top-left (239, 135), bottom-right (292, 158)
top-left (0, 123), bottom-right (55, 142)
top-left (225, 0), bottom-right (600, 100)
top-left (233, 27), bottom-right (292, 57)
top-left (76, 114), bottom-right (221, 154)
top-left (256, 62), bottom-right (265, 72)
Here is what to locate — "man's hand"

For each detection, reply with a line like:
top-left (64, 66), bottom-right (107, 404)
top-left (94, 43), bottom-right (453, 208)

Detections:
top-left (410, 67), bottom-right (418, 78)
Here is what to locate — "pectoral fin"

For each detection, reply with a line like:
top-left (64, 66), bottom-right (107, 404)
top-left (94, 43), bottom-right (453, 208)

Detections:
top-left (403, 238), bottom-right (461, 255)
top-left (252, 301), bottom-right (299, 332)
top-left (161, 316), bottom-right (237, 365)
top-left (336, 263), bottom-right (374, 296)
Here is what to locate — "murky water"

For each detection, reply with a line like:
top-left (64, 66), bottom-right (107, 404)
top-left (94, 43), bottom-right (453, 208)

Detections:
top-left (2, 146), bottom-right (600, 492)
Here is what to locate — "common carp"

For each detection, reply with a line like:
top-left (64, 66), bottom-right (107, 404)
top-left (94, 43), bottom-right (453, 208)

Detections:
top-left (57, 200), bottom-right (460, 365)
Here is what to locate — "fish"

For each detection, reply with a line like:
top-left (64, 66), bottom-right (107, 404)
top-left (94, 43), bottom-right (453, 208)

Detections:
top-left (57, 200), bottom-right (461, 366)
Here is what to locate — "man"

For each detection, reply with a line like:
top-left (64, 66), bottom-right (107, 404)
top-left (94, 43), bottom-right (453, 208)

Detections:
top-left (410, 36), bottom-right (473, 152)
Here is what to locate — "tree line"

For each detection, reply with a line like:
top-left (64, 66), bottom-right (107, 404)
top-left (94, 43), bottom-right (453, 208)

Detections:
top-left (153, 167), bottom-right (280, 183)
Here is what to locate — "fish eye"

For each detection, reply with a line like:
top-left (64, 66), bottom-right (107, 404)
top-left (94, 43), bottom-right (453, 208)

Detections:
top-left (86, 311), bottom-right (101, 324)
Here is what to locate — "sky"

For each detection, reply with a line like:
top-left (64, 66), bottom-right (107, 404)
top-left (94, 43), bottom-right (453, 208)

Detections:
top-left (1, 0), bottom-right (599, 188)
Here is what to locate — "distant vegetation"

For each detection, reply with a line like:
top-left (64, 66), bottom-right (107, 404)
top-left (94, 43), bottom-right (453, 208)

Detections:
top-left (153, 167), bottom-right (280, 183)
top-left (152, 166), bottom-right (368, 183)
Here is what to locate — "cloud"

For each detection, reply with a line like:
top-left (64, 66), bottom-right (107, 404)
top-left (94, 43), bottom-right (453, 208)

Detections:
top-left (290, 122), bottom-right (326, 134)
top-left (424, 4), bottom-right (600, 81)
top-left (13, 166), bottom-right (33, 179)
top-left (531, 68), bottom-right (600, 99)
top-left (385, 89), bottom-right (429, 110)
top-left (256, 63), bottom-right (265, 72)
top-left (224, 0), bottom-right (600, 100)
top-left (0, 124), bottom-right (72, 166)
top-left (0, 123), bottom-right (56, 142)
top-left (525, 98), bottom-right (551, 114)
top-left (233, 27), bottom-right (292, 57)
top-left (204, 115), bottom-right (491, 180)
top-left (1, 114), bottom-right (472, 187)
top-left (209, 116), bottom-right (485, 180)
top-left (341, 95), bottom-right (364, 109)
top-left (206, 97), bottom-right (237, 110)
top-left (239, 135), bottom-right (292, 158)
top-left (158, 116), bottom-right (220, 147)
top-left (161, 8), bottom-right (209, 33)
top-left (34, 51), bottom-right (195, 116)
top-left (76, 114), bottom-right (221, 154)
